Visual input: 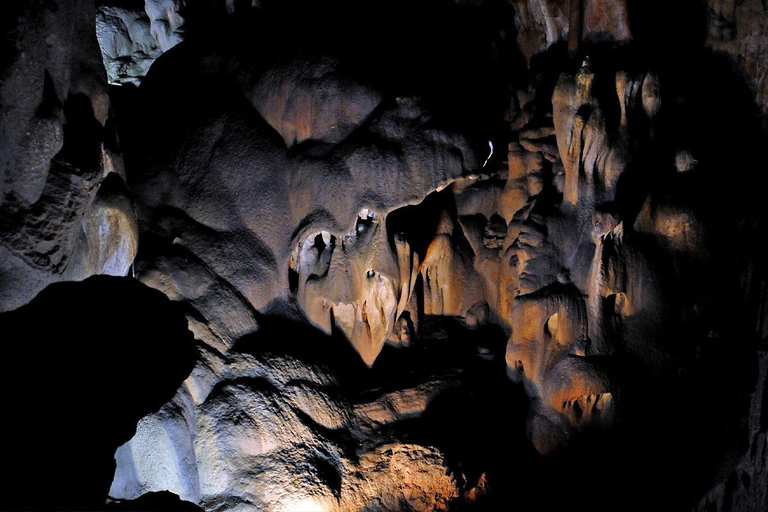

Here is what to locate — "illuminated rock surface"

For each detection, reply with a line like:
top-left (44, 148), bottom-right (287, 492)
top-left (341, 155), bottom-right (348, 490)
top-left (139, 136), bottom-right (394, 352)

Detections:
top-left (2, 1), bottom-right (768, 511)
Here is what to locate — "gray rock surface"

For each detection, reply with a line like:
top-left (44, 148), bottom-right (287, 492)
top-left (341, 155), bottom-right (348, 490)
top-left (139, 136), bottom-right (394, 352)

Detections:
top-left (124, 37), bottom-right (482, 360)
top-left (110, 336), bottom-right (464, 511)
top-left (94, 0), bottom-right (190, 85)
top-left (0, 0), bottom-right (137, 312)
top-left (96, 1), bottom-right (164, 85)
top-left (2, 1), bottom-right (768, 511)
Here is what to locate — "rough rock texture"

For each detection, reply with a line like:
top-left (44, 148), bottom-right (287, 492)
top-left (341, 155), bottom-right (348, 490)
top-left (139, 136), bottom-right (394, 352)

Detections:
top-left (694, 345), bottom-right (768, 512)
top-left (2, 1), bottom-right (768, 511)
top-left (96, 0), bottom-right (165, 85)
top-left (512, 0), bottom-right (632, 61)
top-left (108, 323), bottom-right (488, 512)
top-left (509, 0), bottom-right (768, 122)
top-left (707, 0), bottom-right (768, 117)
top-left (246, 56), bottom-right (383, 147)
top-left (95, 0), bottom-right (207, 85)
top-left (101, 2), bottom-right (768, 509)
top-left (121, 30), bottom-right (483, 362)
top-left (502, 46), bottom-right (765, 482)
top-left (0, 276), bottom-right (196, 510)
top-left (0, 0), bottom-right (137, 312)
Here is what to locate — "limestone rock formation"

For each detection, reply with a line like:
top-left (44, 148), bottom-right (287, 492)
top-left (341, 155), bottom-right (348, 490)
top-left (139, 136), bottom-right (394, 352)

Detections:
top-left (122, 35), bottom-right (482, 362)
top-left (0, 0), bottom-right (137, 312)
top-left (512, 0), bottom-right (632, 61)
top-left (2, 1), bottom-right (768, 511)
top-left (96, 1), bottom-right (165, 85)
top-left (109, 338), bottom-right (464, 512)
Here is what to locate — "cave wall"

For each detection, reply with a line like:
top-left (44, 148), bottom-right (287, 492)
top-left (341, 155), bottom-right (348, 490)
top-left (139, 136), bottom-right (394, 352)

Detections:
top-left (0, 0), bottom-right (137, 312)
top-left (1, 1), bottom-right (768, 511)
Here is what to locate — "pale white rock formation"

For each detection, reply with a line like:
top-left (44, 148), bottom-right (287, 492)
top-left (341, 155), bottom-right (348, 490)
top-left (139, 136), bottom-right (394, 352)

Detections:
top-left (111, 348), bottom-right (461, 512)
top-left (96, 1), bottom-right (164, 85)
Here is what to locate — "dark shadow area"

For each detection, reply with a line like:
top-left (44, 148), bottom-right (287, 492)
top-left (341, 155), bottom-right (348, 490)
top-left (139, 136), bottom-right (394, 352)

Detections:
top-left (232, 312), bottom-right (368, 378)
top-left (106, 491), bottom-right (204, 512)
top-left (427, 334), bottom-right (756, 512)
top-left (386, 189), bottom-right (458, 264)
top-left (186, 0), bottom-right (518, 136)
top-left (0, 276), bottom-right (197, 511)
top-left (109, 0), bottom-right (523, 179)
top-left (627, 0), bottom-right (708, 58)
top-left (412, 327), bottom-right (530, 509)
top-left (58, 92), bottom-right (103, 173)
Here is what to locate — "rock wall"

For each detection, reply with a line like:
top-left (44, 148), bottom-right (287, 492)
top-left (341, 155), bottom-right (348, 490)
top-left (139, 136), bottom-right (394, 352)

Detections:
top-left (0, 0), bottom-right (137, 312)
top-left (1, 1), bottom-right (768, 511)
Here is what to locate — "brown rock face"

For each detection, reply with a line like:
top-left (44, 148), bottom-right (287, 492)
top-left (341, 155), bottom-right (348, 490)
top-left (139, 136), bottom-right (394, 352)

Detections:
top-left (512, 0), bottom-right (632, 61)
top-left (246, 56), bottom-right (383, 147)
top-left (499, 52), bottom-right (762, 465)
